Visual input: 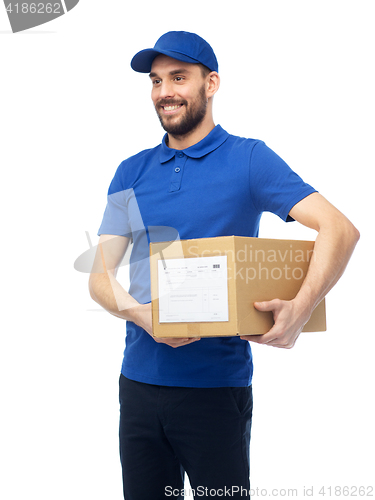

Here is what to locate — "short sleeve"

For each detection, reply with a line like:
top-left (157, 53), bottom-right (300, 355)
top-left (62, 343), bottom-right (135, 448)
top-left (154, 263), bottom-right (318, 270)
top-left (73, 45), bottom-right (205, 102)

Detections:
top-left (249, 142), bottom-right (317, 222)
top-left (97, 162), bottom-right (132, 237)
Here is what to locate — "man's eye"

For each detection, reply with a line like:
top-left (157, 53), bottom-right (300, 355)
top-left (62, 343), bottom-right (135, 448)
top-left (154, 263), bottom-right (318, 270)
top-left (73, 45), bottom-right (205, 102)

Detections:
top-left (152, 79), bottom-right (161, 85)
top-left (174, 76), bottom-right (184, 82)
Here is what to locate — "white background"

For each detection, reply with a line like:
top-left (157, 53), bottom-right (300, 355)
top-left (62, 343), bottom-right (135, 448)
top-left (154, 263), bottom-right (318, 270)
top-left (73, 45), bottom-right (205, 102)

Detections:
top-left (1, 1), bottom-right (374, 498)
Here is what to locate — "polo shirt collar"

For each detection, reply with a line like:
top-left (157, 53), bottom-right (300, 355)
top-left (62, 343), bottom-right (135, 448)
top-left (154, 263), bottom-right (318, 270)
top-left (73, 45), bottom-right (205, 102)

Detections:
top-left (159, 124), bottom-right (229, 163)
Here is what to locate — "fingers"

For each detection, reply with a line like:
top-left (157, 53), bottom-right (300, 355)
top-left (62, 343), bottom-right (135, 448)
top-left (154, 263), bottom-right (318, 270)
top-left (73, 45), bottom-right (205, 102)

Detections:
top-left (253, 301), bottom-right (269, 311)
top-left (253, 299), bottom-right (281, 312)
top-left (241, 302), bottom-right (279, 343)
top-left (240, 334), bottom-right (268, 343)
top-left (240, 330), bottom-right (278, 345)
top-left (154, 337), bottom-right (201, 348)
top-left (240, 323), bottom-right (300, 349)
top-left (240, 335), bottom-right (294, 348)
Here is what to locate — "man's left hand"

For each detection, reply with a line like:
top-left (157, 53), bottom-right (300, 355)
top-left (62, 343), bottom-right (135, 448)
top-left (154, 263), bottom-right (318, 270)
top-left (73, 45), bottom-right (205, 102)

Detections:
top-left (240, 299), bottom-right (310, 349)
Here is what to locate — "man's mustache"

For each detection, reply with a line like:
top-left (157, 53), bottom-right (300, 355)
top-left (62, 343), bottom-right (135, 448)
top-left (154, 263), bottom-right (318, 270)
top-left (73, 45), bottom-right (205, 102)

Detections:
top-left (156, 99), bottom-right (188, 109)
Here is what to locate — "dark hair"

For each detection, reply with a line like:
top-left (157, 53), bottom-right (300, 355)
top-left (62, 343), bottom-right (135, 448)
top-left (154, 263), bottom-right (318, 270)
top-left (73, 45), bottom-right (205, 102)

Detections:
top-left (199, 63), bottom-right (212, 78)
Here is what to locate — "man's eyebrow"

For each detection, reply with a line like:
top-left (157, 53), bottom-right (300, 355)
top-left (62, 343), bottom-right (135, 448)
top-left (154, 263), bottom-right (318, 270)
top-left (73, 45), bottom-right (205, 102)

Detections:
top-left (149, 68), bottom-right (190, 79)
top-left (169, 68), bottom-right (190, 76)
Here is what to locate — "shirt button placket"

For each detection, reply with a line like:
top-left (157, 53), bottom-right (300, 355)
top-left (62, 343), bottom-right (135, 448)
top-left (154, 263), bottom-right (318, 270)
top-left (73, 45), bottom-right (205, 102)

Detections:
top-left (169, 152), bottom-right (187, 192)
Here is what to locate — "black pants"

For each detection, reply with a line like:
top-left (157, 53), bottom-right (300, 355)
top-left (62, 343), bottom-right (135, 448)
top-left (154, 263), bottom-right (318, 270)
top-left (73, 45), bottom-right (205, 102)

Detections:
top-left (119, 374), bottom-right (253, 499)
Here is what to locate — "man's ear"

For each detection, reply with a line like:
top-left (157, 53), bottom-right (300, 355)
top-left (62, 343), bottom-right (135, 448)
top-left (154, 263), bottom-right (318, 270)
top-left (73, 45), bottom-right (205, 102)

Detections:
top-left (206, 72), bottom-right (220, 98)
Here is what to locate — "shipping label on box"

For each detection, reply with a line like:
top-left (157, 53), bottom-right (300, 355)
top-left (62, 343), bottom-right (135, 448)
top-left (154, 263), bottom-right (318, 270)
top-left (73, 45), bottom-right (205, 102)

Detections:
top-left (158, 255), bottom-right (229, 323)
top-left (150, 236), bottom-right (326, 338)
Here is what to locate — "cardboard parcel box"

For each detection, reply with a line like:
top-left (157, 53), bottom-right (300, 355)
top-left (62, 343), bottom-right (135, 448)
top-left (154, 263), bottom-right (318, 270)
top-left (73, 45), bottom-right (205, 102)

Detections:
top-left (150, 236), bottom-right (326, 338)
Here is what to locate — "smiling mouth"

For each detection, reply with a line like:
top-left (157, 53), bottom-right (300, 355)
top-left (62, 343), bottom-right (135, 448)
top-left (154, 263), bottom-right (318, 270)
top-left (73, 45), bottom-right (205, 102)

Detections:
top-left (162, 104), bottom-right (183, 112)
top-left (164, 104), bottom-right (181, 111)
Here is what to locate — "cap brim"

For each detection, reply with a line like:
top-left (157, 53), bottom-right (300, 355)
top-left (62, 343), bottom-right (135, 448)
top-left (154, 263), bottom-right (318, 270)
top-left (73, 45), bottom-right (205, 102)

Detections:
top-left (131, 48), bottom-right (200, 73)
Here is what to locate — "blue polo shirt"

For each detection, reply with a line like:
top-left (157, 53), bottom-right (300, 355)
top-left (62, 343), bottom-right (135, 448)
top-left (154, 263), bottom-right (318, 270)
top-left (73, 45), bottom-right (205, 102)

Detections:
top-left (98, 125), bottom-right (316, 387)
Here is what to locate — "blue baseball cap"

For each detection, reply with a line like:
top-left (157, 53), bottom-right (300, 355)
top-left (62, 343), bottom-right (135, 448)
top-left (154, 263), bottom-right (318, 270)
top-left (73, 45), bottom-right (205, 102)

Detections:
top-left (131, 31), bottom-right (219, 73)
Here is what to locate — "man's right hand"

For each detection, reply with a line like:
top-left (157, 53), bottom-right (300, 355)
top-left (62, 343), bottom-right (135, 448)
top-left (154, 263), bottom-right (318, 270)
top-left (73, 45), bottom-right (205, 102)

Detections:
top-left (132, 303), bottom-right (200, 349)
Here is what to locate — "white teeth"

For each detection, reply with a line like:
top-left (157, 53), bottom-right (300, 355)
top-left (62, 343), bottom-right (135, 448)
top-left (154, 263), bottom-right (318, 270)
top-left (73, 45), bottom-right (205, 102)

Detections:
top-left (164, 105), bottom-right (181, 111)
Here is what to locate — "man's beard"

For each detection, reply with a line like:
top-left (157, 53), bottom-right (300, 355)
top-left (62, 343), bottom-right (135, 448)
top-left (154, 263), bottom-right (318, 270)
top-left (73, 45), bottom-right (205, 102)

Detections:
top-left (155, 85), bottom-right (208, 138)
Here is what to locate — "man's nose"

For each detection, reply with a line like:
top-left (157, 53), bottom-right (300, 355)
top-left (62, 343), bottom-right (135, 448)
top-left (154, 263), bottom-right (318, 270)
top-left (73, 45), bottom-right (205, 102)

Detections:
top-left (158, 80), bottom-right (175, 99)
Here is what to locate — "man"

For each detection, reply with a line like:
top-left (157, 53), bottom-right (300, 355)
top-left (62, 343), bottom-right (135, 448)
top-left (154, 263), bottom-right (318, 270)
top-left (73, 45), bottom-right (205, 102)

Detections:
top-left (89, 31), bottom-right (359, 499)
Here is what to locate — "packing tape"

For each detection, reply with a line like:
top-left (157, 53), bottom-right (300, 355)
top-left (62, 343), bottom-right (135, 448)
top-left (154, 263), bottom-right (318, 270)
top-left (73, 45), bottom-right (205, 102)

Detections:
top-left (187, 323), bottom-right (201, 338)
